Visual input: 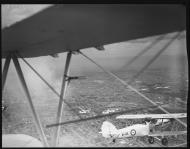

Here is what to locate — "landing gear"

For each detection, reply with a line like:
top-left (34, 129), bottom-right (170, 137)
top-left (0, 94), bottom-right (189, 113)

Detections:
top-left (151, 119), bottom-right (157, 124)
top-left (161, 138), bottom-right (168, 146)
top-left (148, 136), bottom-right (155, 144)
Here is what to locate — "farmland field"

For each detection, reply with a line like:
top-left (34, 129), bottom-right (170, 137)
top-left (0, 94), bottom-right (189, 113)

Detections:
top-left (2, 63), bottom-right (188, 147)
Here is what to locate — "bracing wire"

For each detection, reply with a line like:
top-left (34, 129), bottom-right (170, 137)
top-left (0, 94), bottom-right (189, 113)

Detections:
top-left (45, 31), bottom-right (187, 128)
top-left (77, 40), bottom-right (187, 128)
top-left (128, 31), bottom-right (182, 84)
top-left (15, 54), bottom-right (173, 129)
top-left (121, 34), bottom-right (166, 71)
top-left (46, 103), bottom-right (167, 128)
top-left (16, 52), bottom-right (166, 129)
top-left (17, 31), bottom-right (187, 129)
top-left (16, 52), bottom-right (84, 120)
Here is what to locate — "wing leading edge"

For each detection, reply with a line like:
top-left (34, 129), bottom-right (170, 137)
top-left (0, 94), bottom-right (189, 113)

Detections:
top-left (116, 113), bottom-right (187, 119)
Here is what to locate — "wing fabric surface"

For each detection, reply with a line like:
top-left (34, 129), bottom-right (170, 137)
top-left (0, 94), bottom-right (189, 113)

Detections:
top-left (2, 4), bottom-right (185, 58)
top-left (116, 113), bottom-right (187, 119)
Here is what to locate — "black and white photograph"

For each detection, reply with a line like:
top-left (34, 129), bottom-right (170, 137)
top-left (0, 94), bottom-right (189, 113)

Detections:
top-left (2, 4), bottom-right (187, 147)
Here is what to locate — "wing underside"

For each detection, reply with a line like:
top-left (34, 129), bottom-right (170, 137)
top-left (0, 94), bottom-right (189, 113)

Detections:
top-left (2, 4), bottom-right (186, 58)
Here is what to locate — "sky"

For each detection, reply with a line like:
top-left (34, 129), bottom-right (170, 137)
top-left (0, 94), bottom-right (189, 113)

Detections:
top-left (1, 4), bottom-right (53, 29)
top-left (1, 4), bottom-right (188, 101)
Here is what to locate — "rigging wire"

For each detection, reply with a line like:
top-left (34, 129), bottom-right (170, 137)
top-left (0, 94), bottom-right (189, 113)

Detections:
top-left (17, 52), bottom-right (84, 120)
top-left (78, 45), bottom-right (187, 128)
top-left (128, 31), bottom-right (182, 84)
top-left (121, 34), bottom-right (166, 71)
top-left (17, 31), bottom-right (186, 129)
top-left (17, 53), bottom-right (167, 129)
top-left (45, 31), bottom-right (187, 128)
top-left (46, 103), bottom-right (167, 128)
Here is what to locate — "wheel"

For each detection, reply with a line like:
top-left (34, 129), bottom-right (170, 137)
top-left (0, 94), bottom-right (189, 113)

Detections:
top-left (112, 139), bottom-right (116, 143)
top-left (144, 118), bottom-right (151, 122)
top-left (151, 119), bottom-right (157, 124)
top-left (148, 136), bottom-right (155, 144)
top-left (161, 138), bottom-right (168, 146)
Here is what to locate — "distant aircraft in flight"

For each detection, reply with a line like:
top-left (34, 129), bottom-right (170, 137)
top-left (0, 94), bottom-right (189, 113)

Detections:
top-left (99, 113), bottom-right (187, 146)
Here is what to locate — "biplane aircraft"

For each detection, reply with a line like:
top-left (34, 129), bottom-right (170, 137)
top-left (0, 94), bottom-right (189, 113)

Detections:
top-left (2, 4), bottom-right (187, 147)
top-left (99, 113), bottom-right (187, 146)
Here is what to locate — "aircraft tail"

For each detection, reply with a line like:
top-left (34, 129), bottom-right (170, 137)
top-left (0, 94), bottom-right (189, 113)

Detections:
top-left (99, 121), bottom-right (117, 138)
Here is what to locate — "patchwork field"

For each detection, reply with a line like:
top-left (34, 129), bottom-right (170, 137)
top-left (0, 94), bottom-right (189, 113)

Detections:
top-left (2, 68), bottom-right (187, 147)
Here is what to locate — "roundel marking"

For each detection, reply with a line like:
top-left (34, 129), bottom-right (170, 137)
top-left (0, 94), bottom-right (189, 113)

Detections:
top-left (130, 129), bottom-right (136, 136)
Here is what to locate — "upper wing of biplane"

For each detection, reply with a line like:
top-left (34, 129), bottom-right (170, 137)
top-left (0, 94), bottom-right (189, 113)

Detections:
top-left (2, 4), bottom-right (185, 58)
top-left (116, 113), bottom-right (187, 119)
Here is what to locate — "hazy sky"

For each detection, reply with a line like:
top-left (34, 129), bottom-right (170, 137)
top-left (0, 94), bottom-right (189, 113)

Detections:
top-left (1, 4), bottom-right (52, 28)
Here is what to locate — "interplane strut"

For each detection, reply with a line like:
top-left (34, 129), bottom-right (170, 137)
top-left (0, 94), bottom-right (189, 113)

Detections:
top-left (17, 53), bottom-right (83, 120)
top-left (2, 54), bottom-right (49, 147)
top-left (2, 55), bottom-right (11, 90)
top-left (52, 51), bottom-right (72, 147)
